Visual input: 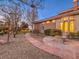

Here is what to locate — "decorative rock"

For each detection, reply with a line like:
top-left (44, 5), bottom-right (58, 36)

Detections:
top-left (43, 36), bottom-right (63, 44)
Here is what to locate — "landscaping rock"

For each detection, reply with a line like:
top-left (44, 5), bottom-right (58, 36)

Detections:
top-left (43, 36), bottom-right (63, 43)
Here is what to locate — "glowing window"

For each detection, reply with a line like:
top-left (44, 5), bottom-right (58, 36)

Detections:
top-left (60, 22), bottom-right (63, 31)
top-left (70, 21), bottom-right (74, 32)
top-left (70, 16), bottom-right (74, 20)
top-left (64, 17), bottom-right (68, 21)
top-left (64, 22), bottom-right (68, 32)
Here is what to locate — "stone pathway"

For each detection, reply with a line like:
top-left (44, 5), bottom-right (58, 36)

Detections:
top-left (0, 34), bottom-right (61, 59)
top-left (25, 33), bottom-right (79, 59)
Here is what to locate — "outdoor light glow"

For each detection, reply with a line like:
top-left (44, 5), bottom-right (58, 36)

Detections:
top-left (46, 21), bottom-right (50, 24)
top-left (52, 20), bottom-right (55, 23)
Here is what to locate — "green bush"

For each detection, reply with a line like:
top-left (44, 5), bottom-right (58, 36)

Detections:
top-left (76, 31), bottom-right (79, 38)
top-left (44, 29), bottom-right (53, 36)
top-left (68, 32), bottom-right (76, 39)
top-left (44, 29), bottom-right (62, 36)
top-left (53, 29), bottom-right (62, 36)
top-left (0, 31), bottom-right (4, 35)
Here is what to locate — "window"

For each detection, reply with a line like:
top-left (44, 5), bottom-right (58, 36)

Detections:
top-left (70, 21), bottom-right (74, 32)
top-left (64, 22), bottom-right (68, 32)
top-left (64, 17), bottom-right (68, 21)
top-left (59, 19), bottom-right (63, 31)
top-left (60, 22), bottom-right (63, 31)
top-left (70, 16), bottom-right (74, 20)
top-left (59, 16), bottom-right (75, 32)
top-left (70, 16), bottom-right (75, 32)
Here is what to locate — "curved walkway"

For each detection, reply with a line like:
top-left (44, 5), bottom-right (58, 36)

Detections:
top-left (0, 34), bottom-right (61, 59)
top-left (25, 33), bottom-right (79, 59)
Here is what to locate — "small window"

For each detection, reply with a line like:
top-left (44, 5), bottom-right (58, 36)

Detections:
top-left (64, 17), bottom-right (68, 21)
top-left (70, 16), bottom-right (74, 20)
top-left (70, 21), bottom-right (74, 32)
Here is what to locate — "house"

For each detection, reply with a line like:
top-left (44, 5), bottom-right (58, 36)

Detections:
top-left (33, 0), bottom-right (79, 34)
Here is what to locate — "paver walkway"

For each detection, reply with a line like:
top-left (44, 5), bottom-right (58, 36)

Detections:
top-left (0, 34), bottom-right (61, 59)
top-left (25, 33), bottom-right (79, 59)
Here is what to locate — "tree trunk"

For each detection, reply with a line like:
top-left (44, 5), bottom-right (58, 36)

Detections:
top-left (13, 31), bottom-right (16, 38)
top-left (7, 30), bottom-right (10, 43)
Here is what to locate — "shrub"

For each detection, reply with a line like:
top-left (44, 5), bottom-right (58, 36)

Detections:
top-left (18, 28), bottom-right (30, 34)
top-left (68, 32), bottom-right (76, 39)
top-left (33, 30), bottom-right (40, 34)
top-left (44, 29), bottom-right (62, 36)
top-left (76, 31), bottom-right (79, 38)
top-left (53, 29), bottom-right (62, 36)
top-left (0, 31), bottom-right (4, 35)
top-left (44, 29), bottom-right (53, 36)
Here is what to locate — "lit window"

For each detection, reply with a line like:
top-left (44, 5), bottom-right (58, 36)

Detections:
top-left (70, 21), bottom-right (74, 32)
top-left (60, 18), bottom-right (62, 22)
top-left (70, 16), bottom-right (74, 20)
top-left (64, 17), bottom-right (68, 21)
top-left (60, 22), bottom-right (63, 31)
top-left (64, 22), bottom-right (68, 32)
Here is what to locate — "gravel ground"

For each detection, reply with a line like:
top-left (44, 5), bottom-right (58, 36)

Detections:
top-left (0, 34), bottom-right (62, 59)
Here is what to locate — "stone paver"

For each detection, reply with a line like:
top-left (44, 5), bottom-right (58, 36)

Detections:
top-left (25, 33), bottom-right (79, 59)
top-left (0, 34), bottom-right (61, 59)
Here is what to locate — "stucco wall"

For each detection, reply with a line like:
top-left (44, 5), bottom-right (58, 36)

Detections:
top-left (75, 15), bottom-right (79, 32)
top-left (43, 22), bottom-right (56, 30)
top-left (56, 19), bottom-right (60, 29)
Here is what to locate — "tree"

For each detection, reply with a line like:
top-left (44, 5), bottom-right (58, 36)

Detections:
top-left (21, 22), bottom-right (28, 29)
top-left (19, 0), bottom-right (45, 32)
top-left (0, 0), bottom-right (23, 42)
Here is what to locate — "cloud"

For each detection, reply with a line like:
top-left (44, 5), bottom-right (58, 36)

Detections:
top-left (0, 15), bottom-right (5, 22)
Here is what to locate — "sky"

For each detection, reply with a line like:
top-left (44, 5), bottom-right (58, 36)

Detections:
top-left (0, 0), bottom-right (77, 21)
top-left (38, 0), bottom-right (73, 20)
